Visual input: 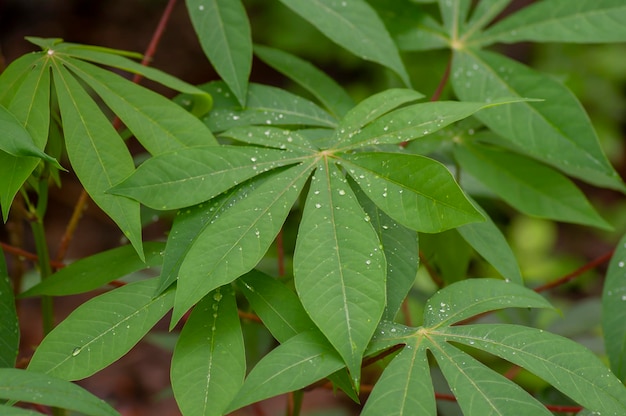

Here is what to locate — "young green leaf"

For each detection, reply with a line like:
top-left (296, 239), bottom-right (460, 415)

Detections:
top-left (0, 368), bottom-right (119, 416)
top-left (278, 0), bottom-right (411, 86)
top-left (254, 44), bottom-right (354, 118)
top-left (602, 233), bottom-right (626, 380)
top-left (451, 48), bottom-right (625, 191)
top-left (294, 161), bottom-right (386, 385)
top-left (333, 99), bottom-right (524, 151)
top-left (361, 344), bottom-right (435, 416)
top-left (352, 181), bottom-right (419, 320)
top-left (66, 58), bottom-right (216, 154)
top-left (429, 340), bottom-right (552, 415)
top-left (186, 0), bottom-right (252, 106)
top-left (0, 246), bottom-right (18, 368)
top-left (423, 278), bottom-right (553, 328)
top-left (0, 58), bottom-right (51, 220)
top-left (454, 142), bottom-right (611, 229)
top-left (463, 0), bottom-right (512, 40)
top-left (57, 44), bottom-right (212, 116)
top-left (20, 242), bottom-right (165, 297)
top-left (220, 126), bottom-right (318, 153)
top-left (475, 0), bottom-right (626, 46)
top-left (171, 287), bottom-right (245, 416)
top-left (438, 0), bottom-right (472, 41)
top-left (27, 278), bottom-right (174, 380)
top-left (52, 65), bottom-right (144, 259)
top-left (109, 145), bottom-right (305, 210)
top-left (226, 331), bottom-right (345, 412)
top-left (442, 324), bottom-right (626, 415)
top-left (332, 88), bottom-right (425, 147)
top-left (201, 82), bottom-right (337, 132)
top-left (172, 163), bottom-right (314, 326)
top-left (237, 270), bottom-right (316, 342)
top-left (341, 152), bottom-right (484, 232)
top-left (457, 197), bottom-right (523, 285)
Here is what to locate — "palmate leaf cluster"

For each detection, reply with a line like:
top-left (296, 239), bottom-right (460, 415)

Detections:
top-left (2, 0), bottom-right (626, 415)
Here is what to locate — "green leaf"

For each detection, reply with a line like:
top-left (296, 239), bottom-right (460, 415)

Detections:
top-left (442, 324), bottom-right (626, 415)
top-left (0, 246), bottom-right (18, 368)
top-left (476, 0), bottom-right (626, 46)
top-left (438, 0), bottom-right (471, 41)
top-left (454, 142), bottom-right (611, 229)
top-left (294, 161), bottom-right (386, 385)
top-left (110, 145), bottom-right (305, 210)
top-left (0, 405), bottom-right (44, 416)
top-left (423, 278), bottom-right (553, 328)
top-left (332, 88), bottom-right (425, 148)
top-left (20, 242), bottom-right (165, 297)
top-left (341, 152), bottom-right (483, 232)
top-left (352, 181), bottom-right (419, 320)
top-left (0, 53), bottom-right (41, 105)
top-left (156, 182), bottom-right (259, 294)
top-left (457, 197), bottom-right (523, 285)
top-left (27, 278), bottom-right (174, 380)
top-left (200, 82), bottom-right (337, 132)
top-left (0, 57), bottom-right (51, 221)
top-left (237, 270), bottom-right (316, 343)
top-left (420, 230), bottom-right (473, 284)
top-left (0, 368), bottom-right (119, 416)
top-left (57, 44), bottom-right (212, 116)
top-left (186, 0), bottom-right (252, 106)
top-left (333, 98), bottom-right (524, 151)
top-left (226, 331), bottom-right (345, 412)
top-left (602, 234), bottom-right (626, 380)
top-left (429, 340), bottom-right (552, 416)
top-left (0, 104), bottom-right (57, 166)
top-left (171, 287), bottom-right (245, 416)
top-left (172, 163), bottom-right (313, 325)
top-left (278, 0), bottom-right (410, 86)
top-left (52, 65), bottom-right (144, 259)
top-left (368, 0), bottom-right (449, 51)
top-left (451, 49), bottom-right (625, 191)
top-left (66, 57), bottom-right (216, 154)
top-left (361, 344), bottom-right (435, 416)
top-left (254, 45), bottom-right (354, 118)
top-left (220, 126), bottom-right (318, 153)
top-left (463, 0), bottom-right (512, 39)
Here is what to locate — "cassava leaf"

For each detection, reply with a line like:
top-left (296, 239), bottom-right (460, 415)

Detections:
top-left (0, 405), bottom-right (45, 416)
top-left (237, 270), bottom-right (316, 343)
top-left (171, 163), bottom-right (313, 326)
top-left (20, 242), bottom-right (165, 297)
top-left (52, 64), bottom-right (144, 259)
top-left (66, 57), bottom-right (216, 154)
top-left (442, 324), bottom-right (626, 415)
top-left (451, 48), bottom-right (625, 191)
top-left (0, 246), bottom-right (18, 368)
top-left (454, 142), bottom-right (611, 229)
top-left (0, 368), bottom-right (119, 416)
top-left (186, 0), bottom-right (252, 106)
top-left (109, 145), bottom-right (305, 210)
top-left (220, 126), bottom-right (318, 153)
top-left (438, 0), bottom-right (472, 39)
top-left (277, 0), bottom-right (411, 86)
top-left (27, 278), bottom-right (174, 380)
top-left (457, 196), bottom-right (523, 285)
top-left (294, 161), bottom-right (386, 385)
top-left (463, 0), bottom-right (512, 39)
top-left (475, 0), bottom-right (626, 46)
top-left (341, 152), bottom-right (483, 232)
top-left (171, 287), bottom-right (245, 416)
top-left (254, 44), bottom-right (354, 118)
top-left (226, 331), bottom-right (345, 413)
top-left (429, 340), bottom-right (552, 415)
top-left (199, 81), bottom-right (337, 132)
top-left (352, 180), bottom-right (419, 320)
top-left (0, 57), bottom-right (51, 221)
top-left (423, 278), bottom-right (552, 328)
top-left (361, 344), bottom-right (435, 416)
top-left (602, 233), bottom-right (626, 380)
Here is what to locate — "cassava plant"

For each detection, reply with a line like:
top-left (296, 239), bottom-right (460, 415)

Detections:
top-left (2, 0), bottom-right (626, 415)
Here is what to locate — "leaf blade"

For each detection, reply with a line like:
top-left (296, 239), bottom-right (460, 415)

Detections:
top-left (602, 233), bottom-right (626, 380)
top-left (0, 246), bottom-right (18, 368)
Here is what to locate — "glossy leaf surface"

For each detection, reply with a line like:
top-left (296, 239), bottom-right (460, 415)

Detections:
top-left (603, 233), bottom-right (626, 380)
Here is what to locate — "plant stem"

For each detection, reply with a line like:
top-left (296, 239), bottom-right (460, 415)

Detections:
top-left (30, 214), bottom-right (54, 336)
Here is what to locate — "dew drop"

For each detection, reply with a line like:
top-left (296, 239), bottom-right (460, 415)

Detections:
top-left (71, 347), bottom-right (82, 357)
top-left (315, 203), bottom-right (322, 208)
top-left (338, 189), bottom-right (346, 196)
top-left (213, 292), bottom-right (223, 302)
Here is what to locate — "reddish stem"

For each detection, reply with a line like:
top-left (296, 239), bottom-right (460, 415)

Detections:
top-left (430, 52), bottom-right (453, 102)
top-left (534, 249), bottom-right (614, 293)
top-left (54, 190), bottom-right (89, 265)
top-left (1, 241), bottom-right (65, 270)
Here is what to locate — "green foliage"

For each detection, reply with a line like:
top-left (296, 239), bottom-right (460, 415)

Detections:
top-left (2, 1), bottom-right (626, 415)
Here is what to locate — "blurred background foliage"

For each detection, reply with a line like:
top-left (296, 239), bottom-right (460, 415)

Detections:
top-left (1, 0), bottom-right (626, 414)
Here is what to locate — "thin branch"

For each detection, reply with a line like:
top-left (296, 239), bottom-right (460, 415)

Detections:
top-left (534, 249), bottom-right (614, 293)
top-left (1, 241), bottom-right (65, 270)
top-left (430, 52), bottom-right (453, 102)
top-left (54, 191), bottom-right (89, 265)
